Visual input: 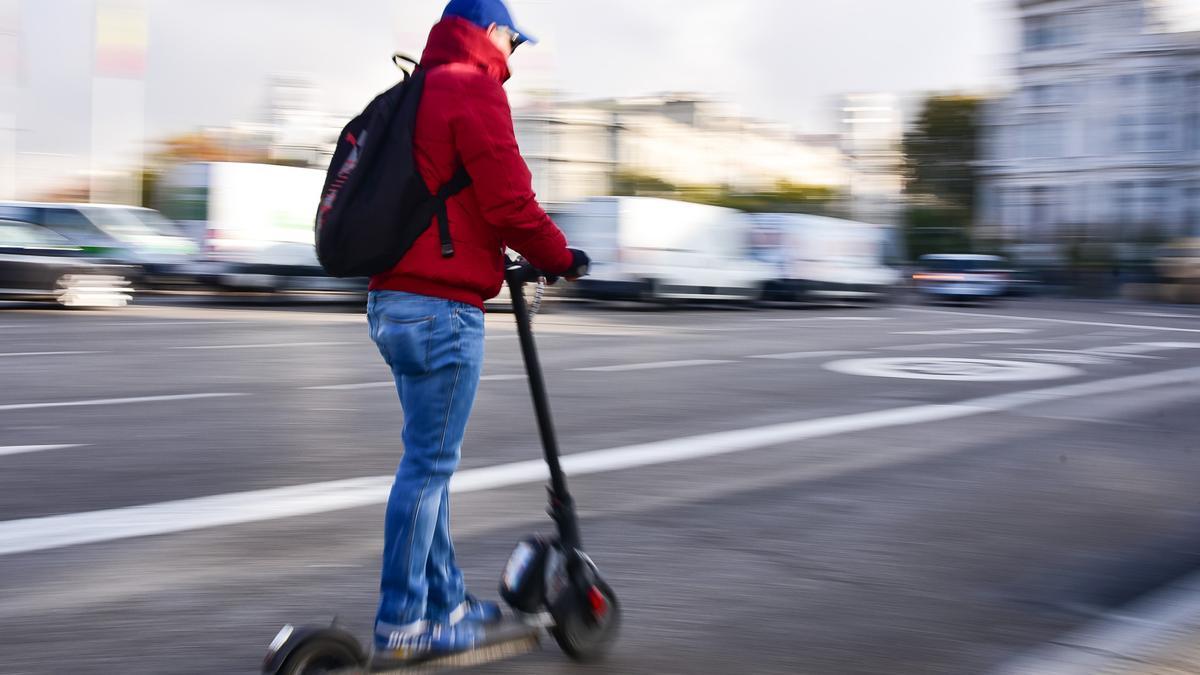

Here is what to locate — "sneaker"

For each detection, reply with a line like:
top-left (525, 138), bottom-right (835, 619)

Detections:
top-left (449, 594), bottom-right (503, 626)
top-left (374, 619), bottom-right (431, 659)
top-left (373, 620), bottom-right (485, 664)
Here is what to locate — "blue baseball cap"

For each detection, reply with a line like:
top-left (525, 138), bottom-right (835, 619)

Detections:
top-left (442, 0), bottom-right (537, 46)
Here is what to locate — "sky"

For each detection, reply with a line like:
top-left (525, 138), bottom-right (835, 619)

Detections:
top-left (5, 0), bottom-right (1017, 192)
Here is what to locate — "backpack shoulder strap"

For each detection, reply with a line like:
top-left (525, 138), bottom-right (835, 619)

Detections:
top-left (433, 166), bottom-right (473, 258)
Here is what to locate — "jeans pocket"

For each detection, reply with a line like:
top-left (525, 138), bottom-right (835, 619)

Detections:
top-left (375, 314), bottom-right (436, 375)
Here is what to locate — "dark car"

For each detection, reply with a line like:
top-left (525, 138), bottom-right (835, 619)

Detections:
top-left (0, 202), bottom-right (198, 289)
top-left (0, 219), bottom-right (133, 307)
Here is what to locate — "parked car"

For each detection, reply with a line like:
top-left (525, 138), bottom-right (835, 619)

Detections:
top-left (912, 254), bottom-right (1011, 301)
top-left (0, 202), bottom-right (198, 288)
top-left (0, 219), bottom-right (132, 307)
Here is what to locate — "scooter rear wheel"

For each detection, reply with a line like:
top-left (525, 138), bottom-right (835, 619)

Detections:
top-left (277, 637), bottom-right (363, 675)
top-left (550, 577), bottom-right (621, 662)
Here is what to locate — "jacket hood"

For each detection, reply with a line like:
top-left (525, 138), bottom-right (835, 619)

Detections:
top-left (420, 16), bottom-right (511, 84)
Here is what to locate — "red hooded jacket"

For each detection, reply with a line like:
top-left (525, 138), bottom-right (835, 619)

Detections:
top-left (368, 17), bottom-right (574, 309)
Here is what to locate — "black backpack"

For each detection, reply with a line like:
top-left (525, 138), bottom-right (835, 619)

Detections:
top-left (315, 55), bottom-right (471, 278)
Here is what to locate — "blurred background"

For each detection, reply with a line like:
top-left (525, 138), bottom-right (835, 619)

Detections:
top-left (2, 2), bottom-right (1200, 674)
top-left (0, 0), bottom-right (1197, 304)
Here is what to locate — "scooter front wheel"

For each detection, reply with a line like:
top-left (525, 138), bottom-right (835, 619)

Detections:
top-left (551, 577), bottom-right (621, 662)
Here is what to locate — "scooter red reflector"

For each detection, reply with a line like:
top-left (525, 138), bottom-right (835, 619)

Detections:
top-left (588, 586), bottom-right (609, 619)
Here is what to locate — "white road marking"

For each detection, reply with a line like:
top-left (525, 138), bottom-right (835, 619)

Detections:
top-left (0, 444), bottom-right (85, 458)
top-left (1114, 310), bottom-right (1198, 320)
top-left (826, 357), bottom-right (1082, 382)
top-left (969, 339), bottom-right (1055, 345)
top-left (1119, 341), bottom-right (1200, 351)
top-left (0, 321), bottom-right (253, 330)
top-left (0, 393), bottom-right (245, 413)
top-left (1033, 346), bottom-right (1161, 360)
top-left (748, 350), bottom-right (865, 360)
top-left (880, 342), bottom-right (974, 352)
top-left (900, 307), bottom-right (1200, 334)
top-left (304, 382), bottom-right (392, 391)
top-left (759, 316), bottom-right (889, 323)
top-left (1001, 342), bottom-right (1200, 363)
top-left (893, 328), bottom-right (1039, 336)
top-left (480, 374), bottom-right (526, 382)
top-left (171, 341), bottom-right (358, 351)
top-left (305, 374), bottom-right (524, 391)
top-left (0, 351), bottom-right (102, 358)
top-left (988, 352), bottom-right (1115, 366)
top-left (0, 365), bottom-right (1196, 557)
top-left (573, 359), bottom-right (734, 373)
top-left (92, 321), bottom-right (255, 328)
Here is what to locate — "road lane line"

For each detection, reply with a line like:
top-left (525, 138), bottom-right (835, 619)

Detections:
top-left (305, 375), bottom-right (524, 391)
top-left (0, 393), bottom-right (246, 412)
top-left (1022, 347), bottom-right (1161, 360)
top-left (0, 351), bottom-right (102, 358)
top-left (899, 307), bottom-right (1200, 334)
top-left (748, 350), bottom-right (865, 360)
top-left (573, 359), bottom-right (734, 373)
top-left (1, 365), bottom-right (1197, 557)
top-left (893, 328), bottom-right (1039, 336)
top-left (969, 339), bottom-right (1055, 345)
top-left (1114, 310), bottom-right (1199, 319)
top-left (171, 341), bottom-right (357, 351)
top-left (0, 444), bottom-right (85, 457)
top-left (93, 321), bottom-right (257, 327)
top-left (880, 342), bottom-right (973, 352)
top-left (305, 382), bottom-right (393, 391)
top-left (758, 316), bottom-right (889, 323)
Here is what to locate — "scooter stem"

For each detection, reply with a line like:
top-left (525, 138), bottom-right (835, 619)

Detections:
top-left (505, 268), bottom-right (583, 554)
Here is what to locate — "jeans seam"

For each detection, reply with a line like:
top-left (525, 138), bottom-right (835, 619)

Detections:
top-left (397, 307), bottom-right (464, 622)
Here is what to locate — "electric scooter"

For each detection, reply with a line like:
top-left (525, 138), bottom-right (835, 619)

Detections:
top-left (262, 258), bottom-right (620, 674)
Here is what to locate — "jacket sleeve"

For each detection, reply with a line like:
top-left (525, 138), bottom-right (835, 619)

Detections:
top-left (451, 73), bottom-right (574, 275)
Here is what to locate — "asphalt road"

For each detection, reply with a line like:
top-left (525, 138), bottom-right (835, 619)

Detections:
top-left (1, 297), bottom-right (1199, 674)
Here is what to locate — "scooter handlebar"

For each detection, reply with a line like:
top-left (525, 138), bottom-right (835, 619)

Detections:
top-left (506, 249), bottom-right (590, 286)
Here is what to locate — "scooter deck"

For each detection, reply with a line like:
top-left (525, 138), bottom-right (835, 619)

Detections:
top-left (348, 620), bottom-right (541, 674)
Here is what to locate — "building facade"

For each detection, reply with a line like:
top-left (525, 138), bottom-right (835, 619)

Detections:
top-left (513, 94), bottom-right (848, 206)
top-left (979, 0), bottom-right (1200, 246)
top-left (840, 93), bottom-right (904, 226)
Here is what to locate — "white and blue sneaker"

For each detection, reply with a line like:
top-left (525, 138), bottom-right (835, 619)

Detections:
top-left (449, 595), bottom-right (503, 625)
top-left (373, 619), bottom-right (487, 664)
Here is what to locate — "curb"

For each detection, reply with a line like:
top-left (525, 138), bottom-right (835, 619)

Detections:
top-left (992, 568), bottom-right (1200, 674)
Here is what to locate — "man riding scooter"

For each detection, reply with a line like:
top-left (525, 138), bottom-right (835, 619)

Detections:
top-left (364, 0), bottom-right (589, 663)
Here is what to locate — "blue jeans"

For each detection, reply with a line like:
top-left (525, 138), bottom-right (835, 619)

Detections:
top-left (366, 291), bottom-right (485, 632)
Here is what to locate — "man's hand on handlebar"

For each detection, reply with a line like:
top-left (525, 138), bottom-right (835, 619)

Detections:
top-left (563, 249), bottom-right (590, 282)
top-left (505, 249), bottom-right (590, 286)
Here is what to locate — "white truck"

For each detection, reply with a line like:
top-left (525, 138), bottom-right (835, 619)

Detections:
top-left (158, 162), bottom-right (361, 292)
top-left (750, 213), bottom-right (899, 302)
top-left (554, 196), bottom-right (774, 302)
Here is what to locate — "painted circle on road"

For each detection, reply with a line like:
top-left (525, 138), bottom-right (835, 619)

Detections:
top-left (823, 357), bottom-right (1081, 382)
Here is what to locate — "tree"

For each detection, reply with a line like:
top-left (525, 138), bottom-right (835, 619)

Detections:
top-left (611, 171), bottom-right (840, 216)
top-left (903, 95), bottom-right (983, 212)
top-left (901, 95), bottom-right (985, 258)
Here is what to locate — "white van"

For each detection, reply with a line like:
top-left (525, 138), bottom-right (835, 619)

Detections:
top-left (158, 162), bottom-right (362, 292)
top-left (555, 197), bottom-right (773, 302)
top-left (750, 213), bottom-right (899, 301)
